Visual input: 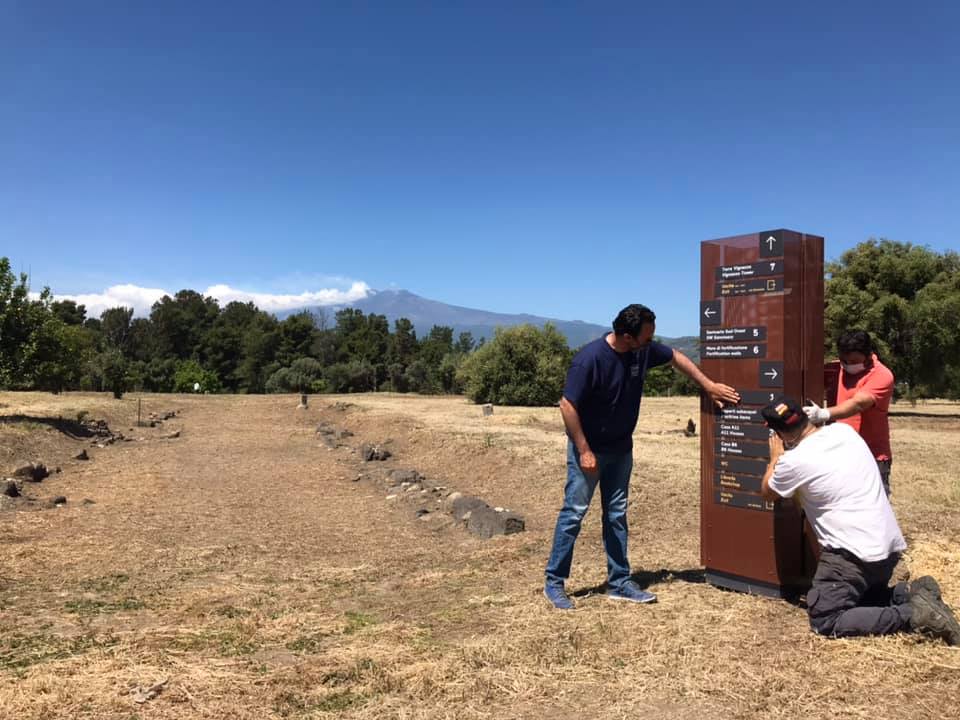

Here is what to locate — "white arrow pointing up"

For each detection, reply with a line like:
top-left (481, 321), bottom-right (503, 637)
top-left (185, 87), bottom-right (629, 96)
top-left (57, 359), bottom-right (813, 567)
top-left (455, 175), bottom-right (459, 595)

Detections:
top-left (766, 236), bottom-right (777, 250)
top-left (704, 307), bottom-right (716, 318)
top-left (764, 368), bottom-right (779, 380)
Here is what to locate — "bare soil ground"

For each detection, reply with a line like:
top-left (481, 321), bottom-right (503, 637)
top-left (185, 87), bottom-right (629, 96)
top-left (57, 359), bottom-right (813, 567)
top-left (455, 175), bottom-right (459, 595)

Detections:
top-left (1, 391), bottom-right (958, 720)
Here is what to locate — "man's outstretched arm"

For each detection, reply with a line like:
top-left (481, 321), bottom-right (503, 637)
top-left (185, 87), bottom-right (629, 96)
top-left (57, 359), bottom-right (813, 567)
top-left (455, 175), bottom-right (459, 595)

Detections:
top-left (670, 350), bottom-right (740, 408)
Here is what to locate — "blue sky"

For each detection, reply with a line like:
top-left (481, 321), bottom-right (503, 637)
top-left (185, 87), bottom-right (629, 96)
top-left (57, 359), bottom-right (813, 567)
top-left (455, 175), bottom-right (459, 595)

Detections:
top-left (2, 1), bottom-right (958, 335)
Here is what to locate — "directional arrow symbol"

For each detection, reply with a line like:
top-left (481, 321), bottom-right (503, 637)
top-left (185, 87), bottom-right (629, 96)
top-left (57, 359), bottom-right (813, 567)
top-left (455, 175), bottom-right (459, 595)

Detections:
top-left (700, 300), bottom-right (721, 326)
top-left (759, 361), bottom-right (784, 387)
top-left (766, 236), bottom-right (776, 250)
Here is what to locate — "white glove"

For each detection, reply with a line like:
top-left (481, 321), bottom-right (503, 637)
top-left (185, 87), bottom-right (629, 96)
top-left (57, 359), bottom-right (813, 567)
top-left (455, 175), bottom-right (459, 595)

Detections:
top-left (803, 401), bottom-right (830, 426)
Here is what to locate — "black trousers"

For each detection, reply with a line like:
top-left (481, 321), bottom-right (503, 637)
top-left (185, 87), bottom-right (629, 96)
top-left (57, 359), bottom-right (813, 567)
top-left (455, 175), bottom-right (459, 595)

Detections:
top-left (877, 459), bottom-right (892, 496)
top-left (807, 548), bottom-right (911, 638)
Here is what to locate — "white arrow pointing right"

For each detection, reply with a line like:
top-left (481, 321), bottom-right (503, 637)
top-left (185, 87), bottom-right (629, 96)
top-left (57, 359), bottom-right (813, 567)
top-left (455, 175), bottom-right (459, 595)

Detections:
top-left (764, 368), bottom-right (779, 380)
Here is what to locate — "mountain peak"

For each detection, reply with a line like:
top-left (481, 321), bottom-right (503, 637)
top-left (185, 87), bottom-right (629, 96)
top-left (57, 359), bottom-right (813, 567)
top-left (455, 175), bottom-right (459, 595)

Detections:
top-left (290, 288), bottom-right (697, 357)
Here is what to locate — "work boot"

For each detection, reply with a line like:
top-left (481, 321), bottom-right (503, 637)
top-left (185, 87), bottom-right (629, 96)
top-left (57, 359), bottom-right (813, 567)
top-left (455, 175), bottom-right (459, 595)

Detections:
top-left (910, 576), bottom-right (942, 601)
top-left (909, 587), bottom-right (960, 646)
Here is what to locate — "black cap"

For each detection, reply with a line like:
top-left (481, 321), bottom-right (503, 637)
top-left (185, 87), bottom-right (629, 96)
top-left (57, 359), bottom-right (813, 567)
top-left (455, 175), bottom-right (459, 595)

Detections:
top-left (761, 395), bottom-right (808, 433)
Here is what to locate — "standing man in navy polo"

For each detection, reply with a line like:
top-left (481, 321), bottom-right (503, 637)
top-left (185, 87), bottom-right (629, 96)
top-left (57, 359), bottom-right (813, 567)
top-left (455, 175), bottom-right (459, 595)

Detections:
top-left (544, 304), bottom-right (740, 609)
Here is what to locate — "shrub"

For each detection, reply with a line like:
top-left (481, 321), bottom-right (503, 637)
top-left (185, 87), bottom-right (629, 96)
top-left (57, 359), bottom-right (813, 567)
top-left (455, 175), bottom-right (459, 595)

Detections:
top-left (457, 324), bottom-right (571, 406)
top-left (172, 359), bottom-right (221, 393)
top-left (265, 358), bottom-right (327, 393)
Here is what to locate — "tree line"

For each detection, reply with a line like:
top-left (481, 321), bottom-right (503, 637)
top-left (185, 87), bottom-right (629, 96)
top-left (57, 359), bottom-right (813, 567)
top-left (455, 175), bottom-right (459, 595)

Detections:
top-left (3, 239), bottom-right (959, 404)
top-left (0, 258), bottom-right (481, 398)
top-left (824, 239), bottom-right (960, 399)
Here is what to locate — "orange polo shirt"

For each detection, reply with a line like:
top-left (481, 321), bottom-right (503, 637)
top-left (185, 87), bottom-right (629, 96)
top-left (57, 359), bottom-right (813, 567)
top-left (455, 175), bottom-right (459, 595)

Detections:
top-left (836, 354), bottom-right (894, 461)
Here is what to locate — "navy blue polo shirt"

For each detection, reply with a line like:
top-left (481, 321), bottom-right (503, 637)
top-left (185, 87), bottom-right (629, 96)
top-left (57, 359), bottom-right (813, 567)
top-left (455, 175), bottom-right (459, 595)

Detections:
top-left (563, 336), bottom-right (674, 453)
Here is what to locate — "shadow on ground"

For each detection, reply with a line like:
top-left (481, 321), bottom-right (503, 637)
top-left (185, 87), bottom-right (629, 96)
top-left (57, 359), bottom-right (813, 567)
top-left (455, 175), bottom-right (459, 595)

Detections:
top-left (0, 415), bottom-right (96, 439)
top-left (570, 568), bottom-right (706, 597)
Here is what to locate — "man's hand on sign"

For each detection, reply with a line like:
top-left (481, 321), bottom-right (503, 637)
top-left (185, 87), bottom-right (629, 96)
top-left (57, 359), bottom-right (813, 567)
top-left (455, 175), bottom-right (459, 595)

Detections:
top-left (803, 401), bottom-right (831, 426)
top-left (706, 381), bottom-right (740, 409)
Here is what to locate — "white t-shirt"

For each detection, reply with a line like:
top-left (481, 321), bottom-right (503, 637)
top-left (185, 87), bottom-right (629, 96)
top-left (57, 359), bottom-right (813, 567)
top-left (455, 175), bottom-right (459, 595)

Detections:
top-left (769, 423), bottom-right (906, 562)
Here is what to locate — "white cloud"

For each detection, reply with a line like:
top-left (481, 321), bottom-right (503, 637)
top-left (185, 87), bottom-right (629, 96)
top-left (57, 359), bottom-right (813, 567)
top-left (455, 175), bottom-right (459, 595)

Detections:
top-left (203, 282), bottom-right (371, 314)
top-left (55, 284), bottom-right (169, 318)
top-left (52, 281), bottom-right (371, 319)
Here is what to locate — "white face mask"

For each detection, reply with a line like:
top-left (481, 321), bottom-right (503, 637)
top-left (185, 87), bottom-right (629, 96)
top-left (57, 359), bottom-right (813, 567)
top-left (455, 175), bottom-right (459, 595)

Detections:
top-left (842, 362), bottom-right (866, 374)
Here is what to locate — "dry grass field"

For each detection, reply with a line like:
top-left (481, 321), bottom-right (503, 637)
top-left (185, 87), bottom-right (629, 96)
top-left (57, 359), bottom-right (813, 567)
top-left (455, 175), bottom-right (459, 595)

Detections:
top-left (1, 391), bottom-right (958, 719)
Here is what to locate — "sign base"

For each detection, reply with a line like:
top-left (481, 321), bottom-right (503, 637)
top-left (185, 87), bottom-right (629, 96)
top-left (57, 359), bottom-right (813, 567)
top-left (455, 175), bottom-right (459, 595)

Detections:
top-left (704, 569), bottom-right (806, 600)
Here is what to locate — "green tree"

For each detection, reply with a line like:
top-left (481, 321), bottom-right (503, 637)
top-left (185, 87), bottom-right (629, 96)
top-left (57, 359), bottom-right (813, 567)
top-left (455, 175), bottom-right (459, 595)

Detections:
top-left (457, 324), bottom-right (572, 406)
top-left (31, 319), bottom-right (92, 393)
top-left (275, 312), bottom-right (318, 367)
top-left (236, 312), bottom-right (280, 393)
top-left (455, 331), bottom-right (475, 354)
top-left (333, 310), bottom-right (389, 389)
top-left (102, 349), bottom-right (128, 399)
top-left (826, 239), bottom-right (960, 395)
top-left (173, 359), bottom-right (221, 393)
top-left (0, 257), bottom-right (34, 388)
top-left (150, 290), bottom-right (220, 360)
top-left (202, 301), bottom-right (261, 391)
top-left (100, 306), bottom-right (134, 351)
top-left (384, 317), bottom-right (418, 391)
top-left (51, 299), bottom-right (87, 326)
top-left (420, 325), bottom-right (453, 368)
top-left (265, 357), bottom-right (327, 393)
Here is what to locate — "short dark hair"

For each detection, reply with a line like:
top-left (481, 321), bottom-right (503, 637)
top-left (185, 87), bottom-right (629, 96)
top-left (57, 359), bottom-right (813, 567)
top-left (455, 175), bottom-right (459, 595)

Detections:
top-left (837, 329), bottom-right (872, 356)
top-left (613, 304), bottom-right (656, 336)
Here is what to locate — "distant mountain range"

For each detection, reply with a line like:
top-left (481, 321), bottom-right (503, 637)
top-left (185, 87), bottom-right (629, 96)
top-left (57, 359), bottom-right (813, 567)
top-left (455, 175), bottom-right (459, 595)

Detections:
top-left (290, 289), bottom-right (699, 358)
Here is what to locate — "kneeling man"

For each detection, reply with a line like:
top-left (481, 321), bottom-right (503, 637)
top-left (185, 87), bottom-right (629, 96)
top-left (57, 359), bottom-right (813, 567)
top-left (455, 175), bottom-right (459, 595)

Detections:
top-left (760, 395), bottom-right (958, 644)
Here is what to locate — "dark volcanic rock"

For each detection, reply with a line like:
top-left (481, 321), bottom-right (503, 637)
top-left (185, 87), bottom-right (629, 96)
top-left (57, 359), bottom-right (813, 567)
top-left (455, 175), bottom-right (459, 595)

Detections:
top-left (450, 494), bottom-right (525, 539)
top-left (13, 462), bottom-right (49, 482)
top-left (360, 444), bottom-right (392, 462)
top-left (387, 469), bottom-right (421, 484)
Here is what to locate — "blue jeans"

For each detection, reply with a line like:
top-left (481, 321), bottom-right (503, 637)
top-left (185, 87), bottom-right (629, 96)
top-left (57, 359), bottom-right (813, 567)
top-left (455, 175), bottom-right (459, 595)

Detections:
top-left (545, 441), bottom-right (633, 590)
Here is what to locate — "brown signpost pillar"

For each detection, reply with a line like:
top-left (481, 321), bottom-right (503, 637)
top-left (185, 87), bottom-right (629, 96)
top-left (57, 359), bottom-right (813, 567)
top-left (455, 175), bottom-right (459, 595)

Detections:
top-left (699, 229), bottom-right (824, 597)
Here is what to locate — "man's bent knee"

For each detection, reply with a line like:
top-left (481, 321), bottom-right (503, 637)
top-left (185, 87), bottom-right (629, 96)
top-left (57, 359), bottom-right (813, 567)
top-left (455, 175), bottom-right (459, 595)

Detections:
top-left (806, 587), bottom-right (842, 637)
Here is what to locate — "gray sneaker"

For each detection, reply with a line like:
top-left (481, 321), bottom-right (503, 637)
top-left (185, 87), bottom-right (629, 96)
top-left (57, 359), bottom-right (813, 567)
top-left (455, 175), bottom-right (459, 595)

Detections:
top-left (909, 587), bottom-right (960, 646)
top-left (543, 584), bottom-right (575, 610)
top-left (607, 580), bottom-right (657, 604)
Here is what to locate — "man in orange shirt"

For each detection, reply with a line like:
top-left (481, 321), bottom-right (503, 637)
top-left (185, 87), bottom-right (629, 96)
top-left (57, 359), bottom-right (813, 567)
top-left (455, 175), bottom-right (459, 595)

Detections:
top-left (804, 330), bottom-right (895, 494)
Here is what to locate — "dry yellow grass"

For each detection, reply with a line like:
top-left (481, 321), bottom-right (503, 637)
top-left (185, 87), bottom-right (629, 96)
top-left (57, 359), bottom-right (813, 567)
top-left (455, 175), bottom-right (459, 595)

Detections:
top-left (1, 391), bottom-right (958, 719)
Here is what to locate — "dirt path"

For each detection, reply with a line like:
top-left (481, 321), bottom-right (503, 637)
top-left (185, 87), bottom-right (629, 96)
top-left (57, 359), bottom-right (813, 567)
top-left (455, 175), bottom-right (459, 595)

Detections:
top-left (1, 393), bottom-right (958, 719)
